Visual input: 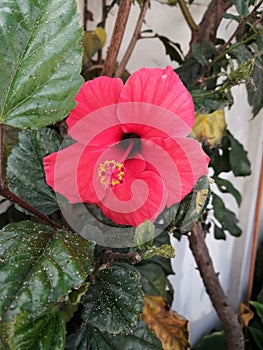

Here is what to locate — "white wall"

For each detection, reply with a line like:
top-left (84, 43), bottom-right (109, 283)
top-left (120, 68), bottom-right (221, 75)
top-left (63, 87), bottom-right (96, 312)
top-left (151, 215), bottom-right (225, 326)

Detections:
top-left (81, 0), bottom-right (263, 344)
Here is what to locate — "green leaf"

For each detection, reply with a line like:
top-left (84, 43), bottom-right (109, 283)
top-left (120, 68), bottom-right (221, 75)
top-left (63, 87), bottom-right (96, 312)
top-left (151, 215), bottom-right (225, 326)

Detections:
top-left (110, 320), bottom-right (162, 350)
top-left (233, 0), bottom-right (249, 16)
top-left (223, 13), bottom-right (241, 21)
top-left (212, 193), bottom-right (242, 237)
top-left (142, 244), bottom-right (175, 259)
top-left (136, 262), bottom-right (168, 298)
top-left (82, 263), bottom-right (144, 335)
top-left (8, 306), bottom-right (65, 350)
top-left (227, 131), bottom-right (251, 176)
top-left (134, 220), bottom-right (155, 250)
top-left (66, 323), bottom-right (115, 350)
top-left (213, 223), bottom-right (226, 240)
top-left (250, 301), bottom-right (263, 324)
top-left (175, 57), bottom-right (203, 86)
top-left (248, 326), bottom-right (263, 350)
top-left (192, 42), bottom-right (217, 67)
top-left (210, 131), bottom-right (251, 177)
top-left (65, 321), bottom-right (162, 350)
top-left (0, 221), bottom-right (94, 322)
top-left (0, 0), bottom-right (83, 128)
top-left (247, 57), bottom-right (263, 117)
top-left (7, 128), bottom-right (61, 215)
top-left (192, 331), bottom-right (226, 350)
top-left (179, 176), bottom-right (210, 233)
top-left (158, 36), bottom-right (183, 64)
top-left (213, 176), bottom-right (242, 207)
top-left (191, 88), bottom-right (233, 114)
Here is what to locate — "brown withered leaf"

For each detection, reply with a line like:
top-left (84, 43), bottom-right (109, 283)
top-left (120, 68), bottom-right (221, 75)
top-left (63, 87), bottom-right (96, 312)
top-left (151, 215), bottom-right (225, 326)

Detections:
top-left (239, 302), bottom-right (254, 328)
top-left (141, 295), bottom-right (190, 350)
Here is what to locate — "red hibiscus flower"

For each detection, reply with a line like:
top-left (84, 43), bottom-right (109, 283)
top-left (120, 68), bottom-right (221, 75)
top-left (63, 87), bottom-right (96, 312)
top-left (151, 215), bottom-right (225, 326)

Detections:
top-left (44, 66), bottom-right (209, 227)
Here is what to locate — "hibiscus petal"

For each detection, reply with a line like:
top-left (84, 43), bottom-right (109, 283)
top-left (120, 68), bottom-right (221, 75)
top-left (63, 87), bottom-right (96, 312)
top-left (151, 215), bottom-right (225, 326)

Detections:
top-left (66, 104), bottom-right (123, 147)
top-left (117, 102), bottom-right (191, 139)
top-left (44, 143), bottom-right (102, 204)
top-left (141, 137), bottom-right (209, 207)
top-left (98, 167), bottom-right (167, 227)
top-left (67, 76), bottom-right (123, 139)
top-left (119, 66), bottom-right (194, 128)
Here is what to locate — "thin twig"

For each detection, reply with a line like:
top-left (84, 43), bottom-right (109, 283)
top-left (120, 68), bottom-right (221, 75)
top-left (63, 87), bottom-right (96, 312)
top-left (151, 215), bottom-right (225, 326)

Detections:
top-left (114, 0), bottom-right (150, 77)
top-left (0, 125), bottom-right (4, 189)
top-left (177, 0), bottom-right (197, 32)
top-left (218, 0), bottom-right (263, 57)
top-left (0, 124), bottom-right (60, 230)
top-left (83, 0), bottom-right (88, 31)
top-left (187, 0), bottom-right (232, 58)
top-left (101, 0), bottom-right (133, 77)
top-left (0, 187), bottom-right (61, 229)
top-left (188, 223), bottom-right (244, 350)
top-left (247, 149), bottom-right (263, 304)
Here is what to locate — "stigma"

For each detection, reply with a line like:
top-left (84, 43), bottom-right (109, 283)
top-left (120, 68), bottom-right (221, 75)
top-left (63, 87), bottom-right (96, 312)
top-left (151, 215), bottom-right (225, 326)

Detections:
top-left (98, 160), bottom-right (125, 188)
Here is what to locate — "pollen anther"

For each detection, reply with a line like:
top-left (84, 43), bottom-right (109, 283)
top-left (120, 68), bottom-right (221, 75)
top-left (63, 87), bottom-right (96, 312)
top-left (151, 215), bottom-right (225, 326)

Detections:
top-left (98, 160), bottom-right (125, 188)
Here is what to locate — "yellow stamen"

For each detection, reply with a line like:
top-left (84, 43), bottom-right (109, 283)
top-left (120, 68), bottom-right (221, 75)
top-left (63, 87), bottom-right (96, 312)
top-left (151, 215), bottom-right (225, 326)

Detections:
top-left (98, 160), bottom-right (125, 188)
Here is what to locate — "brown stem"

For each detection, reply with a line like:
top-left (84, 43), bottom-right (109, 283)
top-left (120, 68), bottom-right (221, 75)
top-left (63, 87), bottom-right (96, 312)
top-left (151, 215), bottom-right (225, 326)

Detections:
top-left (0, 125), bottom-right (4, 189)
top-left (247, 150), bottom-right (263, 304)
top-left (0, 124), bottom-right (60, 230)
top-left (187, 0), bottom-right (232, 58)
top-left (83, 0), bottom-right (88, 31)
top-left (188, 223), bottom-right (244, 350)
top-left (101, 0), bottom-right (133, 77)
top-left (114, 0), bottom-right (150, 77)
top-left (0, 187), bottom-right (61, 229)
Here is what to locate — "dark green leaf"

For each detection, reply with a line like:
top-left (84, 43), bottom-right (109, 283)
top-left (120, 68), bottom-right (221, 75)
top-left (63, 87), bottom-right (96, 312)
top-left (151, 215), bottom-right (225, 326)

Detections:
top-left (66, 320), bottom-right (162, 350)
top-left (0, 0), bottom-right (83, 128)
top-left (158, 36), bottom-right (183, 64)
top-left (0, 204), bottom-right (29, 229)
top-left (192, 331), bottom-right (226, 350)
top-left (7, 128), bottom-right (61, 215)
top-left (66, 323), bottom-right (115, 350)
top-left (110, 320), bottom-right (162, 350)
top-left (192, 42), bottom-right (217, 67)
top-left (233, 0), bottom-right (249, 16)
top-left (247, 57), bottom-right (263, 117)
top-left (250, 301), bottom-right (263, 324)
top-left (0, 221), bottom-right (94, 322)
top-left (175, 57), bottom-right (203, 86)
top-left (134, 220), bottom-right (155, 250)
top-left (136, 262), bottom-right (168, 298)
top-left (231, 45), bottom-right (253, 62)
top-left (227, 132), bottom-right (251, 176)
top-left (248, 326), bottom-right (263, 350)
top-left (213, 176), bottom-right (242, 207)
top-left (179, 176), bottom-right (210, 233)
top-left (212, 193), bottom-right (242, 237)
top-left (213, 223), bottom-right (226, 240)
top-left (8, 306), bottom-right (65, 350)
top-left (82, 263), bottom-right (144, 335)
top-left (222, 13), bottom-right (241, 21)
top-left (191, 88), bottom-right (233, 114)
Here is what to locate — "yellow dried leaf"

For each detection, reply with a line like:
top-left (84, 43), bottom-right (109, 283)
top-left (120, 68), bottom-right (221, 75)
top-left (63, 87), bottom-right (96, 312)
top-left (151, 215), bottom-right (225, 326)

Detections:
top-left (141, 295), bottom-right (190, 350)
top-left (239, 303), bottom-right (254, 328)
top-left (95, 27), bottom-right (106, 49)
top-left (196, 188), bottom-right (209, 214)
top-left (82, 28), bottom-right (106, 64)
top-left (193, 110), bottom-right (227, 148)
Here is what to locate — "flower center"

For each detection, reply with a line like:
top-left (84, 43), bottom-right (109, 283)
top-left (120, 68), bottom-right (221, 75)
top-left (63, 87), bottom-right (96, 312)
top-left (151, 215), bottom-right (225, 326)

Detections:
top-left (98, 160), bottom-right (125, 188)
top-left (121, 132), bottom-right (141, 154)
